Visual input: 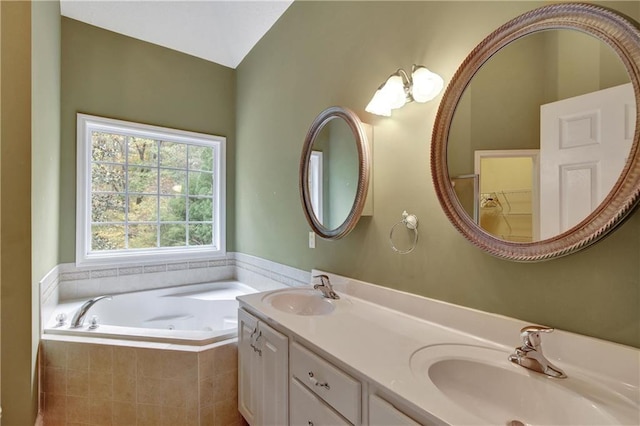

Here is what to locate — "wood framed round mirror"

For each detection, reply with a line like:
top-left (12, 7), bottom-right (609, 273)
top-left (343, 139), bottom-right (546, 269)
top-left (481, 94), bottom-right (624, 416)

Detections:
top-left (300, 106), bottom-right (371, 239)
top-left (431, 3), bottom-right (640, 261)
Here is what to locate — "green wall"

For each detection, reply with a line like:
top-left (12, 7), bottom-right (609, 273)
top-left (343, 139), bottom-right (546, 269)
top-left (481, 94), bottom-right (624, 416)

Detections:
top-left (32, 5), bottom-right (62, 425)
top-left (33, 0), bottom-right (61, 299)
top-left (1, 1), bottom-right (60, 423)
top-left (236, 1), bottom-right (640, 348)
top-left (60, 17), bottom-right (237, 261)
top-left (1, 2), bottom-right (35, 424)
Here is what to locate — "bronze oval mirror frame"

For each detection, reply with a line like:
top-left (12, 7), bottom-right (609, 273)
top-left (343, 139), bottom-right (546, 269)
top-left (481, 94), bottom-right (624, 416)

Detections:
top-left (300, 106), bottom-right (371, 239)
top-left (431, 3), bottom-right (640, 261)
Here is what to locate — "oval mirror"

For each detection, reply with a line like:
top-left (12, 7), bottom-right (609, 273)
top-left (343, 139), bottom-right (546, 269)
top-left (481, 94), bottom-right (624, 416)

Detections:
top-left (432, 3), bottom-right (640, 261)
top-left (300, 106), bottom-right (371, 239)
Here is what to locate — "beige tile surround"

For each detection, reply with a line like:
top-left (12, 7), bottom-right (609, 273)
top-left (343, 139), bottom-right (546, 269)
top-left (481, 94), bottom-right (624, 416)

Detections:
top-left (41, 339), bottom-right (247, 426)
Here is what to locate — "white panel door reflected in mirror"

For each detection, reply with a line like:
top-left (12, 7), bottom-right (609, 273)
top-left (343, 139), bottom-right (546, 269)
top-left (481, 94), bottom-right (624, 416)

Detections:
top-left (540, 83), bottom-right (635, 239)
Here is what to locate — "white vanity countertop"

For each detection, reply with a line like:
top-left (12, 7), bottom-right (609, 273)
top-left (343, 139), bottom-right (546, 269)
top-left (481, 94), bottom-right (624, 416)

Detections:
top-left (237, 270), bottom-right (640, 425)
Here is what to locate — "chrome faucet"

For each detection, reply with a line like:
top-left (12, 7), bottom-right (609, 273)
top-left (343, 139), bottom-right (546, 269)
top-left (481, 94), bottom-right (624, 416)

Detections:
top-left (313, 274), bottom-right (339, 300)
top-left (508, 325), bottom-right (567, 378)
top-left (70, 295), bottom-right (113, 328)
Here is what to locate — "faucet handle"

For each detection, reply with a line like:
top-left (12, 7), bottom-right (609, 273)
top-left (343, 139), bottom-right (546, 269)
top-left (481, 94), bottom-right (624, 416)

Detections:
top-left (312, 274), bottom-right (339, 299)
top-left (520, 325), bottom-right (554, 350)
top-left (55, 313), bottom-right (67, 327)
top-left (313, 274), bottom-right (330, 286)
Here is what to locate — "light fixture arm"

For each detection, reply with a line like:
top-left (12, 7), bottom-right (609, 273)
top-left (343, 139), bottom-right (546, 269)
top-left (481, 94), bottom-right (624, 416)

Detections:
top-left (395, 68), bottom-right (411, 85)
top-left (392, 68), bottom-right (414, 103)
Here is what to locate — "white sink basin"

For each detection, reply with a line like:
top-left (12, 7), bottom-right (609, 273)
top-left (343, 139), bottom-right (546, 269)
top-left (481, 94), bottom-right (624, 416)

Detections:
top-left (262, 289), bottom-right (335, 316)
top-left (410, 344), bottom-right (638, 425)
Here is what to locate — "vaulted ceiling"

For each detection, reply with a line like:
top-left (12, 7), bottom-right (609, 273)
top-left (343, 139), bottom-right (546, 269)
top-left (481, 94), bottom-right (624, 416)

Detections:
top-left (60, 0), bottom-right (294, 69)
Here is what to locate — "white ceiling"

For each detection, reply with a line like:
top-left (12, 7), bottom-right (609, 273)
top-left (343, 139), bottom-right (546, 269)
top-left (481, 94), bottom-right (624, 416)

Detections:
top-left (60, 0), bottom-right (294, 69)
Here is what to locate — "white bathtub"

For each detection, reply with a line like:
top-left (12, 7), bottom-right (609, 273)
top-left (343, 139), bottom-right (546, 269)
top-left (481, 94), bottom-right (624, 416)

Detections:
top-left (44, 280), bottom-right (258, 346)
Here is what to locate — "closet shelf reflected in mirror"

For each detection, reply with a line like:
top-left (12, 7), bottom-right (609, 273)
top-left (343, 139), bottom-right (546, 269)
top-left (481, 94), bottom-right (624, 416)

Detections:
top-left (480, 190), bottom-right (533, 243)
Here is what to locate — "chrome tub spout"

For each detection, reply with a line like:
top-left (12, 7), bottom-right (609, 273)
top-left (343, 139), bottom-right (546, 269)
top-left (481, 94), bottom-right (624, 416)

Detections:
top-left (70, 295), bottom-right (113, 328)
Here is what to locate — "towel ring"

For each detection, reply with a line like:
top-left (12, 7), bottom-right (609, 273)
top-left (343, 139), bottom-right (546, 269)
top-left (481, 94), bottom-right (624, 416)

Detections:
top-left (389, 211), bottom-right (419, 254)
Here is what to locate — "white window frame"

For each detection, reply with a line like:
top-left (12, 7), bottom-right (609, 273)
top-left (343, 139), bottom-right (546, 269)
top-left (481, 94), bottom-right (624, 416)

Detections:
top-left (309, 150), bottom-right (324, 224)
top-left (76, 113), bottom-right (226, 266)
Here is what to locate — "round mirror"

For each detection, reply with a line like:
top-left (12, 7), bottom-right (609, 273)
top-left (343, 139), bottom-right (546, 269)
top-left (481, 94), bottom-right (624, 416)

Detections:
top-left (432, 3), bottom-right (640, 261)
top-left (300, 106), bottom-right (370, 239)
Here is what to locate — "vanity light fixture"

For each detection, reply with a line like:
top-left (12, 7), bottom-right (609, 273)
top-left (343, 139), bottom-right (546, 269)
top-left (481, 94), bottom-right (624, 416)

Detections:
top-left (365, 65), bottom-right (444, 116)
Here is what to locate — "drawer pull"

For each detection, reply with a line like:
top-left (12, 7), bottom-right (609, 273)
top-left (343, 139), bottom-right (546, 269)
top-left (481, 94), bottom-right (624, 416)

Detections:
top-left (308, 371), bottom-right (330, 390)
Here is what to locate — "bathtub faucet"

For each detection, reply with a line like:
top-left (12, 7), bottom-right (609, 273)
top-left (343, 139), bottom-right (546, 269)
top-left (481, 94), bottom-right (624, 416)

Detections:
top-left (70, 295), bottom-right (113, 328)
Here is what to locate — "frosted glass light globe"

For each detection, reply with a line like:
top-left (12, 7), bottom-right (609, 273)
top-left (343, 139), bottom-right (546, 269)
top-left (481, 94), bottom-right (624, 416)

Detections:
top-left (411, 67), bottom-right (444, 102)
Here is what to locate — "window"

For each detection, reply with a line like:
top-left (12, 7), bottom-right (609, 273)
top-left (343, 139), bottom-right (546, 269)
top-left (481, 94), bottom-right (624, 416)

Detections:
top-left (76, 114), bottom-right (225, 265)
top-left (308, 151), bottom-right (323, 223)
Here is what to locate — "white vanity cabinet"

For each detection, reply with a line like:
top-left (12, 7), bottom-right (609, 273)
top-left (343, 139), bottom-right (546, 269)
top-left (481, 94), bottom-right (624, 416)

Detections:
top-left (238, 273), bottom-right (640, 426)
top-left (239, 306), bottom-right (430, 426)
top-left (238, 308), bottom-right (289, 426)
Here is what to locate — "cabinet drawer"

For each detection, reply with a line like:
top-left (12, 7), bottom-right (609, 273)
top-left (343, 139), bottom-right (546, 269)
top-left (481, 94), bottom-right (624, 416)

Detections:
top-left (290, 378), bottom-right (350, 426)
top-left (290, 342), bottom-right (361, 424)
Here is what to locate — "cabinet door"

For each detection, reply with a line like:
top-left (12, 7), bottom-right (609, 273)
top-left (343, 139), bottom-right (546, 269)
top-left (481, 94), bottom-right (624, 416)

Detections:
top-left (238, 309), bottom-right (259, 425)
top-left (257, 320), bottom-right (289, 426)
top-left (369, 394), bottom-right (420, 426)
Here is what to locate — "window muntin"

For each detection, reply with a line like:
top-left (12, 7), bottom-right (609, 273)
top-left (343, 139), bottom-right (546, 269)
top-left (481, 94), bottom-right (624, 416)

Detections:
top-left (77, 114), bottom-right (225, 265)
